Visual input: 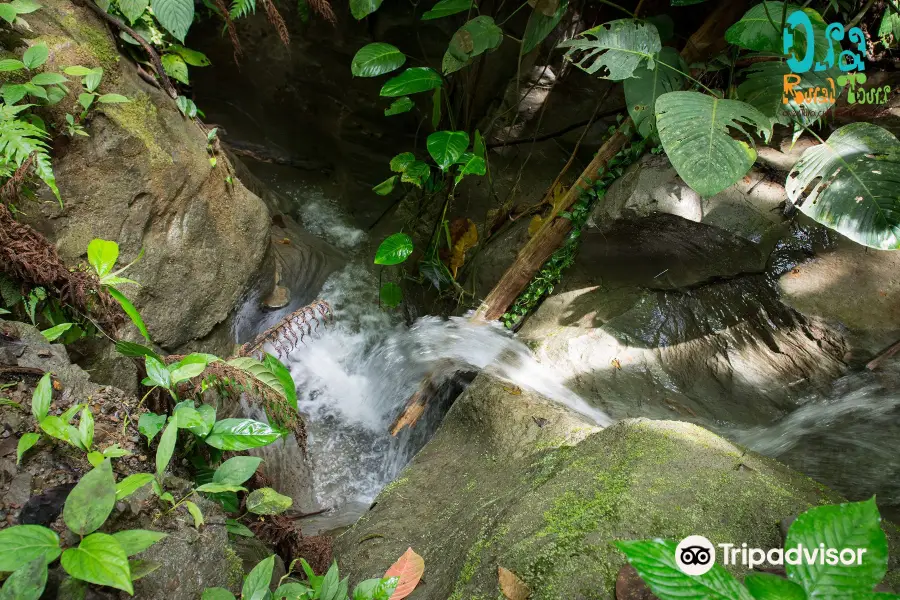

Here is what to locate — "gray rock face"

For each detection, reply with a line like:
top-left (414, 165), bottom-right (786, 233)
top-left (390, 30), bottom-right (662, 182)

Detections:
top-left (335, 374), bottom-right (896, 600)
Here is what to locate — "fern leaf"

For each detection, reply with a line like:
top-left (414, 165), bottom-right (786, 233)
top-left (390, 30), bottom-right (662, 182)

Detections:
top-left (0, 105), bottom-right (57, 203)
top-left (229, 0), bottom-right (255, 19)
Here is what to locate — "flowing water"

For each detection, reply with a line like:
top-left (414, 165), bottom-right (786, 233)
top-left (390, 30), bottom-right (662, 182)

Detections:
top-left (245, 190), bottom-right (898, 532)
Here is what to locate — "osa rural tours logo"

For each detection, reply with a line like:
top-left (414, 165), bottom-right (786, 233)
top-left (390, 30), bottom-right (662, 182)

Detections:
top-left (781, 12), bottom-right (889, 113)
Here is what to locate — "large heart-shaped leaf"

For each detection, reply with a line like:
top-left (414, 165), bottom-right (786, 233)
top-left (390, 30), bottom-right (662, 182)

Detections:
top-left (737, 59), bottom-right (839, 126)
top-left (351, 43), bottom-right (406, 77)
top-left (242, 555), bottom-right (275, 599)
top-left (443, 16), bottom-right (504, 74)
top-left (0, 526), bottom-right (60, 572)
top-left (655, 90), bottom-right (771, 197)
top-left (785, 122), bottom-right (900, 250)
top-left (63, 459), bottom-right (116, 536)
top-left (375, 233), bottom-right (414, 265)
top-left (380, 68), bottom-right (443, 97)
top-left (213, 456), bottom-right (263, 485)
top-left (119, 0), bottom-right (148, 24)
top-left (522, 0), bottom-right (568, 55)
top-left (426, 130), bottom-right (469, 170)
top-left (616, 539), bottom-right (752, 600)
top-left (726, 2), bottom-right (829, 60)
top-left (558, 19), bottom-right (661, 80)
top-left (785, 498), bottom-right (888, 596)
top-left (204, 418), bottom-right (281, 450)
top-left (422, 0), bottom-right (471, 20)
top-left (150, 0), bottom-right (194, 42)
top-left (61, 533), bottom-right (133, 594)
top-left (623, 46), bottom-right (685, 138)
top-left (350, 0), bottom-right (383, 19)
top-left (0, 554), bottom-right (48, 600)
top-left (246, 487), bottom-right (293, 515)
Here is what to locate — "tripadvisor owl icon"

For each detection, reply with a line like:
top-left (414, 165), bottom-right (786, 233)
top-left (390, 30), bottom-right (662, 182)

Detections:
top-left (675, 536), bottom-right (716, 576)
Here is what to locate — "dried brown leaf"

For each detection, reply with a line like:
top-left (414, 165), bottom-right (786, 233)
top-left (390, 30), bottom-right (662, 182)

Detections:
top-left (499, 566), bottom-right (531, 600)
top-left (385, 547), bottom-right (425, 600)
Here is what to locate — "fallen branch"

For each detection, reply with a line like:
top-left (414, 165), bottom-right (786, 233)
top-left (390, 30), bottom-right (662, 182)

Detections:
top-left (473, 0), bottom-right (750, 322)
top-left (223, 139), bottom-right (333, 172)
top-left (866, 339), bottom-right (900, 371)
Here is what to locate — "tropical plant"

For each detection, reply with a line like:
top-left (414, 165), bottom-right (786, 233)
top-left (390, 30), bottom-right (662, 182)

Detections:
top-left (618, 498), bottom-right (896, 600)
top-left (201, 547), bottom-right (425, 600)
top-left (0, 460), bottom-right (167, 597)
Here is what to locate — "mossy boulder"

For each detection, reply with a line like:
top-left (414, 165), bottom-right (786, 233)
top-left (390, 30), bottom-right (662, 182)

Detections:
top-left (334, 374), bottom-right (898, 599)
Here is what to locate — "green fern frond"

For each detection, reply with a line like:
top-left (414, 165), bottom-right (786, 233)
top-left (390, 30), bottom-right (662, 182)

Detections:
top-left (229, 0), bottom-right (256, 19)
top-left (0, 102), bottom-right (59, 203)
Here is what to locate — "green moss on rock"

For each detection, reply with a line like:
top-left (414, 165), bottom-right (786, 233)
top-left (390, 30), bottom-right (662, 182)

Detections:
top-left (105, 93), bottom-right (171, 165)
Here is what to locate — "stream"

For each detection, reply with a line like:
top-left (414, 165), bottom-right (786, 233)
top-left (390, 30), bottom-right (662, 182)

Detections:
top-left (241, 192), bottom-right (899, 533)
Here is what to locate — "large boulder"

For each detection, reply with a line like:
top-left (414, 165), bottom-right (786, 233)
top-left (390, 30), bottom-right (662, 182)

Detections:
top-left (4, 0), bottom-right (344, 356)
top-left (334, 374), bottom-right (898, 599)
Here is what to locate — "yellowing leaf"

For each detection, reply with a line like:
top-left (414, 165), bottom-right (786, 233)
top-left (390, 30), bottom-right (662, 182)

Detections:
top-left (527, 216), bottom-right (543, 237)
top-left (384, 547), bottom-right (425, 600)
top-left (449, 219), bottom-right (477, 277)
top-left (499, 566), bottom-right (531, 600)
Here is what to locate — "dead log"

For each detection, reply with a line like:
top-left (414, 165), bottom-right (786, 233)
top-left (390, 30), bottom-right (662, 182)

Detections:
top-left (473, 0), bottom-right (750, 322)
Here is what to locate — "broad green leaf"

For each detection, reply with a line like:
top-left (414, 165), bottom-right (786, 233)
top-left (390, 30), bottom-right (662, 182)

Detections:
top-left (161, 54), bottom-right (189, 85)
top-left (175, 405), bottom-right (210, 436)
top-left (155, 420), bottom-right (178, 476)
top-left (352, 577), bottom-right (397, 600)
top-left (23, 83), bottom-right (47, 100)
top-left (427, 130), bottom-right (469, 170)
top-left (473, 129), bottom-right (485, 158)
top-left (242, 555), bottom-right (275, 599)
top-left (380, 282), bottom-right (402, 308)
top-left (374, 233), bottom-right (414, 265)
top-left (30, 372), bottom-right (52, 423)
top-left (380, 67), bottom-right (442, 97)
top-left (374, 175), bottom-right (398, 195)
top-left (558, 18), bottom-right (661, 80)
top-left (655, 91), bottom-right (771, 197)
top-left (737, 59), bottom-right (838, 126)
top-left (0, 526), bottom-right (60, 571)
top-left (744, 572), bottom-right (806, 600)
top-left (202, 588), bottom-right (237, 600)
top-left (262, 353), bottom-right (297, 412)
top-left (204, 418), bottom-right (281, 450)
top-left (522, 0), bottom-right (568, 54)
top-left (39, 416), bottom-right (83, 448)
top-left (115, 340), bottom-right (161, 362)
top-left (226, 519), bottom-right (255, 537)
top-left (22, 44), bottom-right (49, 69)
top-left (16, 433), bottom-right (40, 465)
top-left (352, 43), bottom-right (406, 77)
top-left (880, 7), bottom-right (900, 46)
top-left (624, 46), bottom-right (686, 138)
top-left (138, 412), bottom-right (167, 444)
top-left (107, 287), bottom-right (150, 342)
top-left (151, 0), bottom-right (194, 41)
top-left (725, 2), bottom-right (829, 59)
top-left (170, 361), bottom-right (207, 383)
top-left (41, 323), bottom-right (72, 342)
top-left (63, 459), bottom-right (116, 535)
top-left (87, 451), bottom-right (104, 468)
top-left (78, 406), bottom-right (94, 451)
top-left (170, 44), bottom-right (210, 66)
top-left (119, 0), bottom-right (148, 22)
top-left (390, 152), bottom-right (416, 172)
top-left (349, 0), bottom-right (382, 19)
top-left (0, 554), bottom-right (47, 600)
top-left (129, 559), bottom-right (162, 580)
top-left (64, 65), bottom-right (93, 76)
top-left (443, 16), bottom-right (503, 74)
top-left (454, 152), bottom-right (486, 184)
top-left (1, 83), bottom-right (28, 104)
top-left (385, 97), bottom-right (414, 116)
top-left (0, 59), bottom-right (25, 72)
top-left (197, 404), bottom-right (216, 435)
top-left (84, 68), bottom-right (103, 93)
top-left (785, 497), bottom-right (888, 596)
top-left (97, 93), bottom-right (129, 104)
top-left (214, 456), bottom-right (263, 486)
top-left (195, 482), bottom-right (248, 493)
top-left (60, 403), bottom-right (82, 423)
top-left (78, 93), bottom-right (95, 112)
top-left (184, 501), bottom-right (204, 528)
top-left (115, 473), bottom-right (155, 500)
top-left (422, 0), bottom-right (471, 19)
top-left (246, 487), bottom-right (293, 515)
top-left (9, 0), bottom-right (41, 13)
top-left (111, 530), bottom-right (166, 556)
top-left (616, 539), bottom-right (752, 600)
top-left (276, 582), bottom-right (313, 598)
top-left (226, 357), bottom-right (288, 402)
top-left (30, 73), bottom-right (66, 86)
top-left (785, 123), bottom-right (900, 250)
top-left (144, 356), bottom-right (171, 389)
top-left (60, 533), bottom-right (132, 594)
top-left (102, 444), bottom-right (132, 458)
top-left (0, 4), bottom-right (16, 22)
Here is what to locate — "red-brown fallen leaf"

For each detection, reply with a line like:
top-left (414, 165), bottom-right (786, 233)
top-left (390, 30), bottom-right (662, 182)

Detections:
top-left (498, 566), bottom-right (531, 600)
top-left (385, 547), bottom-right (425, 600)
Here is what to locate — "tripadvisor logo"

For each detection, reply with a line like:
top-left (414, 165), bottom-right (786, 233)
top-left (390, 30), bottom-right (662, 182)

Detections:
top-left (781, 12), bottom-right (889, 110)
